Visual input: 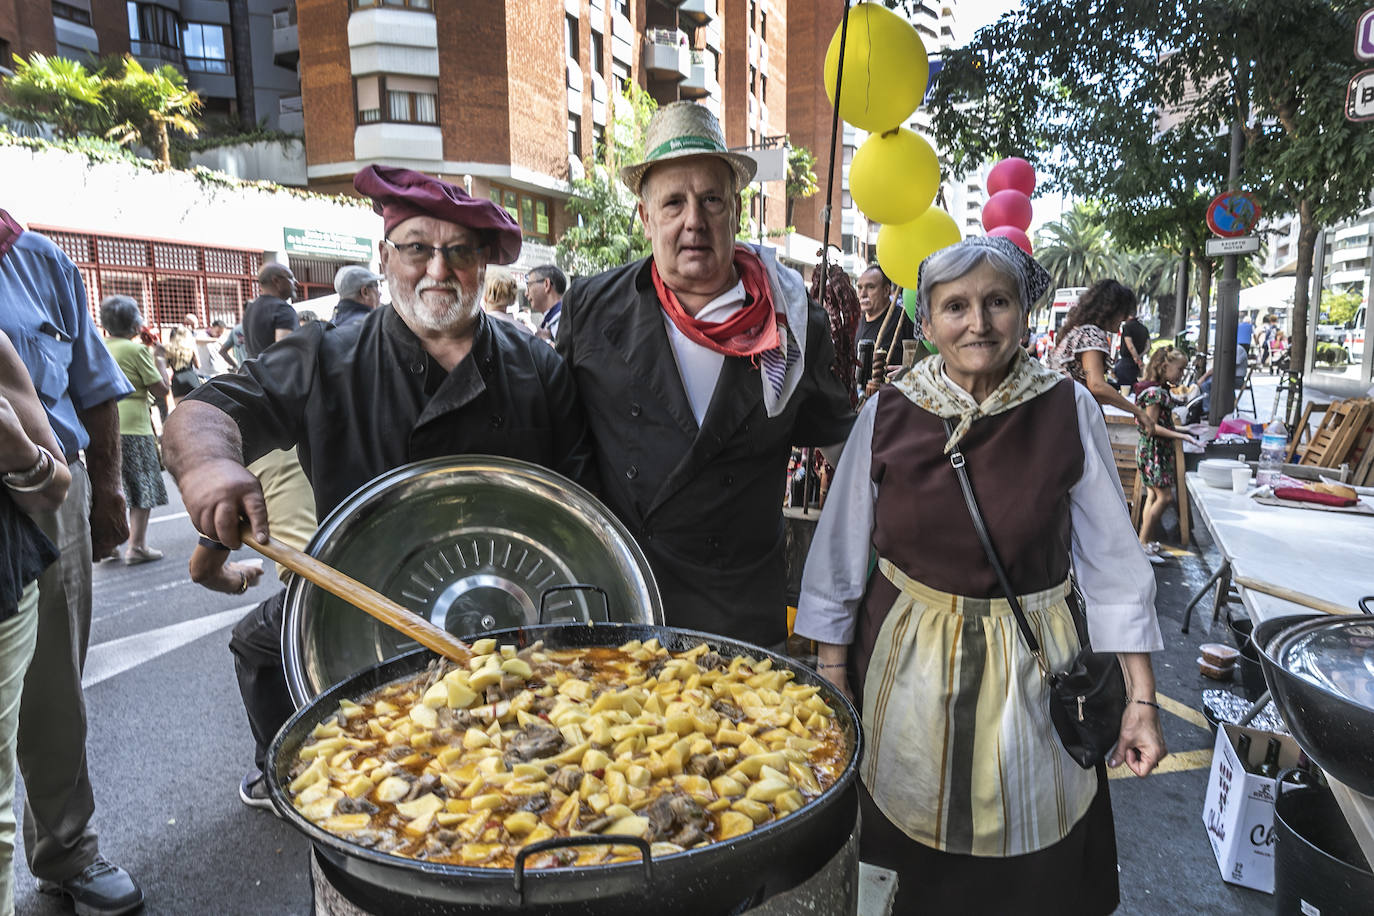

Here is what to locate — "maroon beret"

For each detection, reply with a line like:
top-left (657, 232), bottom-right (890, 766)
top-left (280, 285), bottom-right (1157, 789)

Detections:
top-left (354, 165), bottom-right (522, 265)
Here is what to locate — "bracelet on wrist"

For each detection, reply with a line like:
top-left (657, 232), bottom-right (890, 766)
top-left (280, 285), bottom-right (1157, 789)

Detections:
top-left (3, 444), bottom-right (56, 493)
top-left (817, 662), bottom-right (846, 669)
top-left (1132, 699), bottom-right (1161, 709)
top-left (235, 571), bottom-right (249, 594)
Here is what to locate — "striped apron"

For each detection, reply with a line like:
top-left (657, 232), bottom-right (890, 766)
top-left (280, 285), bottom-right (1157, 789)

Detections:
top-left (862, 560), bottom-right (1100, 857)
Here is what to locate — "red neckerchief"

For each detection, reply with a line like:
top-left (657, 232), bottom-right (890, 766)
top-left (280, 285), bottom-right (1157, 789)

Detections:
top-left (652, 245), bottom-right (782, 357)
top-left (0, 209), bottom-right (23, 259)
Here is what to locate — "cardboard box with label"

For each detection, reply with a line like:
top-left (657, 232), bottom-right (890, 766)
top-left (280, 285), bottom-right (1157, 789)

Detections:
top-left (1201, 722), bottom-right (1303, 893)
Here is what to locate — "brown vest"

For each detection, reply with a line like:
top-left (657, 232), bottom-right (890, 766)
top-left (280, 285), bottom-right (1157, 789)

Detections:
top-left (851, 379), bottom-right (1084, 691)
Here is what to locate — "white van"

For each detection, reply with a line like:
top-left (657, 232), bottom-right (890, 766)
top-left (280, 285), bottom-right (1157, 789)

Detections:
top-left (1345, 305), bottom-right (1366, 362)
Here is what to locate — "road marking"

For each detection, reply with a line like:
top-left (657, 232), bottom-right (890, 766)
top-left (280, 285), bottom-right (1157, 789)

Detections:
top-left (1157, 692), bottom-right (1211, 731)
top-left (149, 511), bottom-right (189, 525)
top-left (83, 604), bottom-right (255, 689)
top-left (1109, 747), bottom-right (1213, 779)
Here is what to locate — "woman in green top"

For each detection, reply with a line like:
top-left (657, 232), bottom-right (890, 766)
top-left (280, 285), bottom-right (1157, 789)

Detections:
top-left (100, 296), bottom-right (170, 564)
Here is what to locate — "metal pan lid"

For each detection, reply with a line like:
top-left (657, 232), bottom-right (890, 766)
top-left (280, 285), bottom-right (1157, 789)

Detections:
top-left (1274, 616), bottom-right (1374, 714)
top-left (282, 457), bottom-right (663, 705)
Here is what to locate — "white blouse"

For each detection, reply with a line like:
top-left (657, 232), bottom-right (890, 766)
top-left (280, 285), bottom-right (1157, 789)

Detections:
top-left (794, 379), bottom-right (1164, 655)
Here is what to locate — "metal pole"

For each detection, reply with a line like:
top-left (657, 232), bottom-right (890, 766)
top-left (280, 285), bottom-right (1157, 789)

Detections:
top-left (1208, 114), bottom-right (1245, 425)
top-left (1361, 210), bottom-right (1374, 384)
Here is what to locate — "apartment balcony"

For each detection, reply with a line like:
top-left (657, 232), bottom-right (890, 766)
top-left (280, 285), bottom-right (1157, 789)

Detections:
top-left (679, 0), bottom-right (715, 26)
top-left (278, 95), bottom-right (304, 134)
top-left (1331, 267), bottom-right (1370, 286)
top-left (354, 122), bottom-right (443, 163)
top-left (272, 8), bottom-right (298, 68)
top-left (1331, 245), bottom-right (1370, 265)
top-left (679, 51), bottom-right (717, 99)
top-left (704, 17), bottom-right (721, 49)
top-left (643, 29), bottom-right (690, 81)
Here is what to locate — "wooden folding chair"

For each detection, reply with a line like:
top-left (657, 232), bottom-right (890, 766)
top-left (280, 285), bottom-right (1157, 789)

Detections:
top-left (1299, 398), bottom-right (1373, 468)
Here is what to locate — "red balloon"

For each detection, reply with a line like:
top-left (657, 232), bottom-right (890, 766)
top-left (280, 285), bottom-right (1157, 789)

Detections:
top-left (986, 157), bottom-right (1036, 197)
top-left (987, 225), bottom-right (1032, 255)
top-left (981, 189), bottom-right (1034, 232)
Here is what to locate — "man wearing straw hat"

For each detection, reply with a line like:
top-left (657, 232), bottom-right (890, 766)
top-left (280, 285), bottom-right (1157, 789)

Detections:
top-left (558, 101), bottom-right (855, 650)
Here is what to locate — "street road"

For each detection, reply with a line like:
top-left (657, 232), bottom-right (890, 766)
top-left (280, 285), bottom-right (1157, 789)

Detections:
top-left (12, 462), bottom-right (1280, 915)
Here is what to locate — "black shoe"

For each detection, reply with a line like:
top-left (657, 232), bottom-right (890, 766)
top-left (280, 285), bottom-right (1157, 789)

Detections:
top-left (239, 769), bottom-right (276, 812)
top-left (37, 857), bottom-right (143, 916)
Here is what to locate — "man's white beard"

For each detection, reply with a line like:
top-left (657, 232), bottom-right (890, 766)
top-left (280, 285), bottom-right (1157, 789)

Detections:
top-left (389, 269), bottom-right (484, 334)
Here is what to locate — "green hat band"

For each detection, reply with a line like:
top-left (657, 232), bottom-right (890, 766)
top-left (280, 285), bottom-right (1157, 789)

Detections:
top-left (645, 135), bottom-right (727, 162)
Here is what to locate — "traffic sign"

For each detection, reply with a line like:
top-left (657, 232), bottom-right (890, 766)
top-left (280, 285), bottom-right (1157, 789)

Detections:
top-left (1206, 191), bottom-right (1261, 238)
top-left (1358, 7), bottom-right (1374, 61)
top-left (1347, 68), bottom-right (1374, 122)
top-left (1205, 235), bottom-right (1259, 257)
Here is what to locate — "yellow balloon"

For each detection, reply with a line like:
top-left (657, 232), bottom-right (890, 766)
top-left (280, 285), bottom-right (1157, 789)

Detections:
top-left (824, 4), bottom-right (929, 133)
top-left (877, 207), bottom-right (961, 290)
top-left (849, 128), bottom-right (940, 226)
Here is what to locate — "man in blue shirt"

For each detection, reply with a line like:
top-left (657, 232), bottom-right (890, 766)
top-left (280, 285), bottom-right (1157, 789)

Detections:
top-left (526, 263), bottom-right (566, 341)
top-left (0, 209), bottom-right (144, 916)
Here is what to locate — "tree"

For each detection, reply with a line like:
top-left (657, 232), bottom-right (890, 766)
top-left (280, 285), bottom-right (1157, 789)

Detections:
top-left (785, 142), bottom-right (819, 227)
top-left (0, 53), bottom-right (106, 139)
top-left (928, 0), bottom-right (1374, 377)
top-left (556, 84), bottom-right (656, 276)
top-left (1033, 204), bottom-right (1115, 292)
top-left (1323, 290), bottom-right (1363, 326)
top-left (103, 56), bottom-right (202, 167)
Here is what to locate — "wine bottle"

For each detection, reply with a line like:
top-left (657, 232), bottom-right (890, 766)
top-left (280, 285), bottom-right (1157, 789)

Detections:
top-left (1235, 734), bottom-right (1253, 773)
top-left (1255, 737), bottom-right (1282, 778)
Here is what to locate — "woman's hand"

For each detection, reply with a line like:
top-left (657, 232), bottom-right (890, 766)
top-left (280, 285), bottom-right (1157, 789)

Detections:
top-left (1135, 408), bottom-right (1156, 437)
top-left (1110, 701), bottom-right (1167, 777)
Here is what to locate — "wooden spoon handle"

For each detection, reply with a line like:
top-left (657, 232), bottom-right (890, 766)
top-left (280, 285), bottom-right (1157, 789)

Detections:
top-left (239, 523), bottom-right (471, 664)
top-left (1233, 575), bottom-right (1359, 616)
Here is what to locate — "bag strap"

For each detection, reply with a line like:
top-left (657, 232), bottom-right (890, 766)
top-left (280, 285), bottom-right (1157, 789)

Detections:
top-left (941, 418), bottom-right (1051, 676)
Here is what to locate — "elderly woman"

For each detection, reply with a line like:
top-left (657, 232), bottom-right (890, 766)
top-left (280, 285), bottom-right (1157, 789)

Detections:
top-left (482, 270), bottom-right (533, 333)
top-left (796, 237), bottom-right (1166, 914)
top-left (100, 296), bottom-right (170, 563)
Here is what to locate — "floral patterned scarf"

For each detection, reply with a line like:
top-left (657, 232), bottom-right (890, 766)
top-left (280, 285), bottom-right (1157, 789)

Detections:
top-left (893, 346), bottom-right (1063, 452)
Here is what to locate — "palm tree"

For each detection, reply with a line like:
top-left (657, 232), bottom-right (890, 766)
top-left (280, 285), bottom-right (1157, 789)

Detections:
top-left (1033, 205), bottom-right (1115, 292)
top-left (1120, 248), bottom-right (1175, 312)
top-left (103, 56), bottom-right (202, 167)
top-left (0, 53), bottom-right (107, 139)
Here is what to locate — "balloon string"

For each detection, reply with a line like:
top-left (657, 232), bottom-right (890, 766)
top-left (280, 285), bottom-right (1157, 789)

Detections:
top-left (818, 0), bottom-right (855, 298)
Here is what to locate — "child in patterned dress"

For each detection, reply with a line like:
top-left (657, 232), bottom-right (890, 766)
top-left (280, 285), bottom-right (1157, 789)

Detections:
top-left (1135, 348), bottom-right (1199, 562)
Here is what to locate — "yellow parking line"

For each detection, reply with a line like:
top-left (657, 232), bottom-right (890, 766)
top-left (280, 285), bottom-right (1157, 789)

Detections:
top-left (1109, 747), bottom-right (1213, 780)
top-left (1156, 692), bottom-right (1211, 731)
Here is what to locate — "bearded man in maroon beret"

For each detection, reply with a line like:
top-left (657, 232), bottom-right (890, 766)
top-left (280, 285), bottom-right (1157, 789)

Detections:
top-left (165, 164), bottom-right (594, 535)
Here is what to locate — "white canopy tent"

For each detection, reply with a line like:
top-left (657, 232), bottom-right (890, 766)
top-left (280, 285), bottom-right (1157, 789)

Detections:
top-left (1239, 277), bottom-right (1296, 317)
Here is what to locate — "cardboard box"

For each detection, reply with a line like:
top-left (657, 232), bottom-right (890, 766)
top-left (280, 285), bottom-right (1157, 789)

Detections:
top-left (1201, 723), bottom-right (1304, 893)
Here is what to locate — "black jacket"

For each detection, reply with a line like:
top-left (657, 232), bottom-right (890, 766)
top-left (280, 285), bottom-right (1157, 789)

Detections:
top-left (192, 306), bottom-right (595, 517)
top-left (558, 258), bottom-right (855, 647)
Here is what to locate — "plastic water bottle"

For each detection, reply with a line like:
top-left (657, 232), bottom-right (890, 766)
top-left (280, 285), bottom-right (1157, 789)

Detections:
top-left (1256, 419), bottom-right (1287, 486)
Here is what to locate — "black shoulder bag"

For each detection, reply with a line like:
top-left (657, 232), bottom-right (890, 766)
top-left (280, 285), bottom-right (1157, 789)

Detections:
top-left (941, 418), bottom-right (1126, 769)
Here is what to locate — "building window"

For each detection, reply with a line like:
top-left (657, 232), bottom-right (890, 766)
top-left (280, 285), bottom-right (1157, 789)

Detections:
top-left (355, 75), bottom-right (438, 125)
top-left (760, 73), bottom-right (767, 104)
top-left (127, 2), bottom-right (183, 54)
top-left (592, 122), bottom-right (605, 157)
top-left (565, 14), bottom-right (580, 62)
top-left (612, 61), bottom-right (630, 95)
top-left (351, 0), bottom-right (432, 10)
top-left (183, 22), bottom-right (230, 74)
top-left (749, 0), bottom-right (756, 30)
top-left (568, 113), bottom-right (583, 157)
top-left (52, 2), bottom-right (93, 26)
top-left (590, 29), bottom-right (604, 75)
top-left (760, 10), bottom-right (767, 40)
top-left (615, 0), bottom-right (629, 16)
top-left (749, 65), bottom-right (757, 96)
top-left (488, 186), bottom-right (553, 243)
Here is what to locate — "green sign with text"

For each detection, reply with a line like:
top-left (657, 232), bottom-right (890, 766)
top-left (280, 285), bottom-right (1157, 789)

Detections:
top-left (283, 227), bottom-right (373, 260)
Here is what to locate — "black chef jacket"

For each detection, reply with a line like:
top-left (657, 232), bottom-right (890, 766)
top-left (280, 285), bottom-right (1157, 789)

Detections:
top-left (189, 305), bottom-right (595, 517)
top-left (558, 258), bottom-right (855, 648)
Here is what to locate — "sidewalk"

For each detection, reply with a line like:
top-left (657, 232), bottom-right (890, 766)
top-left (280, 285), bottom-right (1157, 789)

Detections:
top-left (1111, 522), bottom-right (1271, 915)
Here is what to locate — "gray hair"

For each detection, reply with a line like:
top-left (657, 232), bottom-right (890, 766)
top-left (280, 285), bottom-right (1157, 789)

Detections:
top-left (914, 243), bottom-right (1032, 325)
top-left (99, 295), bottom-right (143, 338)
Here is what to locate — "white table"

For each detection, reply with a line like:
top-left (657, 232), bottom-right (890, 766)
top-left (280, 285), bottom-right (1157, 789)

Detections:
top-left (1183, 472), bottom-right (1374, 625)
top-left (1185, 471), bottom-right (1374, 867)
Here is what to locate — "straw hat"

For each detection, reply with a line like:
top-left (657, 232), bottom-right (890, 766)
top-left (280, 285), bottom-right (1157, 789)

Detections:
top-left (620, 101), bottom-right (758, 196)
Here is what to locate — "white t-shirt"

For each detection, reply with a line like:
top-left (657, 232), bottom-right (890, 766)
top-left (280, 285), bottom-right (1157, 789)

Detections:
top-left (661, 281), bottom-right (746, 426)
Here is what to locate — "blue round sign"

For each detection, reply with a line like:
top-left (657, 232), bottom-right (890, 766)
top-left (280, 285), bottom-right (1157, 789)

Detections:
top-left (1206, 192), bottom-right (1261, 238)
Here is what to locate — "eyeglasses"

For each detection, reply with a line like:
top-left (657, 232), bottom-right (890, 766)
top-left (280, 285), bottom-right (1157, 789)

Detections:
top-left (384, 238), bottom-right (485, 270)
